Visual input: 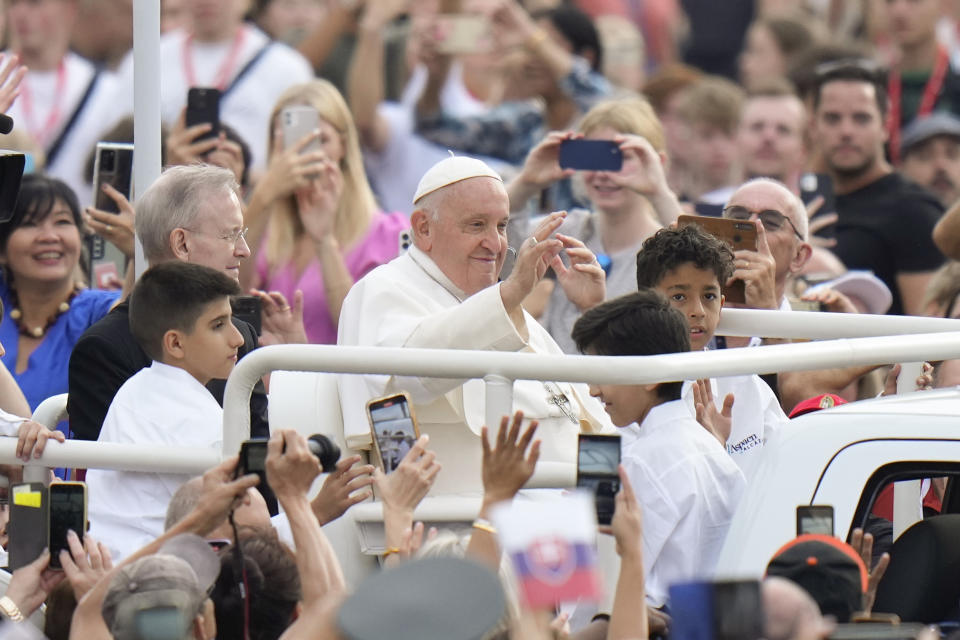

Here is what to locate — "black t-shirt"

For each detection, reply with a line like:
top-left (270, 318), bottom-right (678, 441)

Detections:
top-left (834, 172), bottom-right (945, 315)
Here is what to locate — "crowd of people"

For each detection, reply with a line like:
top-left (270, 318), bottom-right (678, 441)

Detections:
top-left (0, 0), bottom-right (955, 638)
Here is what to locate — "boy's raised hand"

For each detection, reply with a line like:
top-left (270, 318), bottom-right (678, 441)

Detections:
top-left (692, 379), bottom-right (733, 446)
top-left (730, 219), bottom-right (778, 311)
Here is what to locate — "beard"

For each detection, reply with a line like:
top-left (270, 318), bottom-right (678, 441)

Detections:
top-left (826, 148), bottom-right (877, 181)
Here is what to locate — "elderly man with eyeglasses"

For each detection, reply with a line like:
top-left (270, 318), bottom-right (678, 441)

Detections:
top-left (717, 177), bottom-right (813, 349)
top-left (66, 165), bottom-right (308, 451)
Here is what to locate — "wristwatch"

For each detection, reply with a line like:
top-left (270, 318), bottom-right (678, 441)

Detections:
top-left (0, 596), bottom-right (24, 622)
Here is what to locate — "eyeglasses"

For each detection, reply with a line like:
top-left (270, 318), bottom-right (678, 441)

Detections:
top-left (722, 206), bottom-right (804, 241)
top-left (187, 226), bottom-right (249, 246)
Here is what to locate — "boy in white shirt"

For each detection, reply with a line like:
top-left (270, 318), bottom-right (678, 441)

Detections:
top-left (572, 290), bottom-right (745, 606)
top-left (636, 225), bottom-right (788, 480)
top-left (87, 262), bottom-right (245, 559)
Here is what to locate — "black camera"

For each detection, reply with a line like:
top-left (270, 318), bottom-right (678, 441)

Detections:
top-left (238, 434), bottom-right (341, 480)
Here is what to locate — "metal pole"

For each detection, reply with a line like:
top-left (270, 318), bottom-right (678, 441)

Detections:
top-left (892, 362), bottom-right (926, 539)
top-left (132, 0), bottom-right (162, 279)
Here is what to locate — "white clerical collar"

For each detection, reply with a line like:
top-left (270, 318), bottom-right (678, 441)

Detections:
top-left (407, 245), bottom-right (467, 302)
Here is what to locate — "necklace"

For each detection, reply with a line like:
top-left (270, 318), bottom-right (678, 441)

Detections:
top-left (8, 286), bottom-right (79, 338)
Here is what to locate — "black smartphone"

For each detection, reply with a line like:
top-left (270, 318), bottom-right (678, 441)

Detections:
top-left (8, 482), bottom-right (48, 571)
top-left (558, 139), bottom-right (623, 172)
top-left (366, 392), bottom-right (420, 474)
top-left (0, 152), bottom-right (24, 224)
top-left (48, 482), bottom-right (87, 570)
top-left (237, 438), bottom-right (269, 488)
top-left (87, 142), bottom-right (134, 289)
top-left (232, 295), bottom-right (261, 336)
top-left (576, 434), bottom-right (621, 526)
top-left (796, 505), bottom-right (834, 536)
top-left (186, 87), bottom-right (221, 141)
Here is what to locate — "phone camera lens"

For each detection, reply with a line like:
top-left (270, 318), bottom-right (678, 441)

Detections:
top-left (101, 149), bottom-right (116, 172)
top-left (308, 434), bottom-right (341, 472)
top-left (733, 234), bottom-right (742, 244)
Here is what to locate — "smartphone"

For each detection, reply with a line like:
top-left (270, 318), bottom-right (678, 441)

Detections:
top-left (828, 623), bottom-right (927, 639)
top-left (237, 438), bottom-right (269, 488)
top-left (0, 152), bottom-right (24, 224)
top-left (576, 434), bottom-right (621, 526)
top-left (87, 142), bottom-right (134, 289)
top-left (367, 392), bottom-right (420, 474)
top-left (677, 214), bottom-right (759, 304)
top-left (669, 580), bottom-right (764, 640)
top-left (232, 295), bottom-right (262, 336)
top-left (186, 87), bottom-right (221, 141)
top-left (796, 505), bottom-right (834, 536)
top-left (48, 482), bottom-right (87, 570)
top-left (559, 139), bottom-right (623, 172)
top-left (8, 482), bottom-right (48, 571)
top-left (282, 105), bottom-right (322, 154)
top-left (435, 14), bottom-right (492, 55)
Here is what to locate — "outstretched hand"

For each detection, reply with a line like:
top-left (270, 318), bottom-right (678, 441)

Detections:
top-left (850, 527), bottom-right (889, 615)
top-left (552, 233), bottom-right (605, 311)
top-left (481, 411), bottom-right (541, 506)
top-left (311, 455), bottom-right (375, 525)
top-left (692, 379), bottom-right (733, 446)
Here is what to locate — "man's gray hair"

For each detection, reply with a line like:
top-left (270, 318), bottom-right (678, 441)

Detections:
top-left (164, 476), bottom-right (203, 531)
top-left (136, 164), bottom-right (240, 264)
top-left (736, 177), bottom-right (809, 241)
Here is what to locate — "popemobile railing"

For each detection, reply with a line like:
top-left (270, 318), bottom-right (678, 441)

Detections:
top-left (5, 308), bottom-right (960, 481)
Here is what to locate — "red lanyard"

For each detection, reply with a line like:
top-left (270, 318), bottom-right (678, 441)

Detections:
top-left (888, 44), bottom-right (949, 164)
top-left (19, 58), bottom-right (67, 148)
top-left (182, 27), bottom-right (247, 91)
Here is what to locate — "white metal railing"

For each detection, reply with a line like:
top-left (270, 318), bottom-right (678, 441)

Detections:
top-left (4, 309), bottom-right (960, 475)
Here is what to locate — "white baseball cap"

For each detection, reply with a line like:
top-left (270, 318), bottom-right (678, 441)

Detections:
top-left (413, 154), bottom-right (502, 204)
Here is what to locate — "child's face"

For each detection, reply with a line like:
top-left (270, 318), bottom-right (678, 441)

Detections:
top-left (654, 263), bottom-right (723, 351)
top-left (588, 380), bottom-right (660, 428)
top-left (177, 298), bottom-right (245, 384)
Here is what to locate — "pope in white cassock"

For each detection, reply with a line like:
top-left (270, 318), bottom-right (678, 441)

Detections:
top-left (338, 156), bottom-right (615, 494)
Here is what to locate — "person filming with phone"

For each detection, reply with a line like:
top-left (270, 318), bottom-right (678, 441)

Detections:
top-left (338, 154), bottom-right (614, 496)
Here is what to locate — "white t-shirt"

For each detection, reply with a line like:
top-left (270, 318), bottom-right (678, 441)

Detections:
top-left (5, 51), bottom-right (124, 206)
top-left (621, 400), bottom-right (745, 606)
top-left (115, 25), bottom-right (314, 171)
top-left (87, 362), bottom-right (223, 560)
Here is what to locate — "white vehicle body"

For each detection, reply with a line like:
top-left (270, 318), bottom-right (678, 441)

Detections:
top-left (716, 388), bottom-right (960, 579)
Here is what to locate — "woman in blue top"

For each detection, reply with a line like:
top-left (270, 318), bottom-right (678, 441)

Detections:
top-left (0, 175), bottom-right (121, 412)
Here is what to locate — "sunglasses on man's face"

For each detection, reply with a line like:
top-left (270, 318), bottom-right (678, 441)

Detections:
top-left (722, 205), bottom-right (804, 241)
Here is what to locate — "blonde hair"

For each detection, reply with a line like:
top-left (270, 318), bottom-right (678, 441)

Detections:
top-left (264, 79), bottom-right (378, 267)
top-left (578, 96), bottom-right (666, 153)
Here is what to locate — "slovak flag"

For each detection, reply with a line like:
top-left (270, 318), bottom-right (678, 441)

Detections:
top-left (491, 491), bottom-right (603, 608)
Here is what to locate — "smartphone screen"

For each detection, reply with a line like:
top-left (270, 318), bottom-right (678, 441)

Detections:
top-left (0, 152), bottom-right (24, 224)
top-left (559, 139), bottom-right (623, 172)
top-left (186, 87), bottom-right (221, 141)
top-left (796, 505), bottom-right (834, 536)
top-left (367, 393), bottom-right (419, 473)
top-left (435, 14), bottom-right (492, 55)
top-left (576, 434), bottom-right (621, 526)
top-left (49, 483), bottom-right (87, 570)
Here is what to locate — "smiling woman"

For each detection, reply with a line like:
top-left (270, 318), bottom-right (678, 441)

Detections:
top-left (0, 175), bottom-right (120, 412)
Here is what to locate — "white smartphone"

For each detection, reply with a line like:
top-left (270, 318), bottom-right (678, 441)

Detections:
top-left (282, 105), bottom-right (322, 154)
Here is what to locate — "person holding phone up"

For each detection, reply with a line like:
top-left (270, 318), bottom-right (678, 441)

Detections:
top-left (240, 80), bottom-right (408, 344)
top-left (505, 97), bottom-right (685, 353)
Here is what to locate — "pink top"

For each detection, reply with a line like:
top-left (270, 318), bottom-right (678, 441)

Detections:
top-left (255, 211), bottom-right (409, 343)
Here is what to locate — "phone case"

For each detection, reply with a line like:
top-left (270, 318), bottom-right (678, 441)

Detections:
top-left (186, 88), bottom-right (221, 141)
top-left (676, 214), bottom-right (759, 304)
top-left (282, 106), bottom-right (322, 153)
top-left (558, 140), bottom-right (623, 171)
top-left (366, 392), bottom-right (420, 474)
top-left (8, 483), bottom-right (49, 571)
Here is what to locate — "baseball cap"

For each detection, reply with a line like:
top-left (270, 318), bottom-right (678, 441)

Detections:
top-left (413, 154), bottom-right (502, 204)
top-left (338, 557), bottom-right (506, 640)
top-left (765, 534), bottom-right (868, 622)
top-left (789, 393), bottom-right (847, 419)
top-left (102, 534), bottom-right (220, 640)
top-left (901, 112), bottom-right (960, 156)
top-left (804, 271), bottom-right (893, 315)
